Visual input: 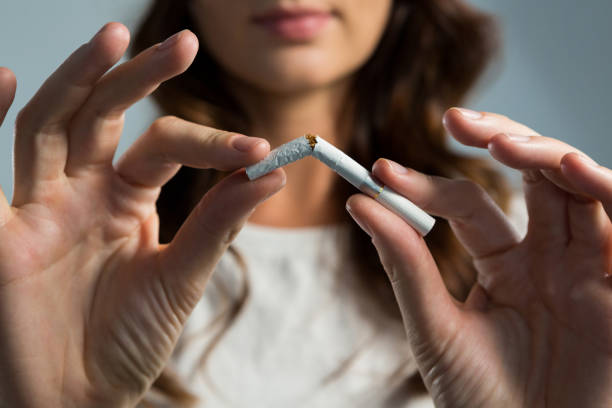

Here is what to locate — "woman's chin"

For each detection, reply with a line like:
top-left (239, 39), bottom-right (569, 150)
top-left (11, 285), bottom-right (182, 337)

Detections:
top-left (230, 63), bottom-right (352, 95)
top-left (251, 75), bottom-right (337, 95)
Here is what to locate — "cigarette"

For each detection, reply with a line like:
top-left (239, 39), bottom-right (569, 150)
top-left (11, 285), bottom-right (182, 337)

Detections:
top-left (245, 135), bottom-right (313, 180)
top-left (246, 134), bottom-right (435, 236)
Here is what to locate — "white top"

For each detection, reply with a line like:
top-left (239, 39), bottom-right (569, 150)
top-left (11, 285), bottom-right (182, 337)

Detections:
top-left (165, 222), bottom-right (434, 408)
top-left (143, 195), bottom-right (528, 408)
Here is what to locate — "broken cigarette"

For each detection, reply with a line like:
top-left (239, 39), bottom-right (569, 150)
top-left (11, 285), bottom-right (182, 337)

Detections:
top-left (246, 134), bottom-right (435, 236)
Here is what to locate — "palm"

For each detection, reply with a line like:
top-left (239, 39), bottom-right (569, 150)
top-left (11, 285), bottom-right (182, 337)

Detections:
top-left (435, 229), bottom-right (612, 407)
top-left (0, 171), bottom-right (171, 405)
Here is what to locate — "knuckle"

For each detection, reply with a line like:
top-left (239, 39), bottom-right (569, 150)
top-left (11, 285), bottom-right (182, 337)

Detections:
top-left (15, 103), bottom-right (67, 136)
top-left (86, 102), bottom-right (127, 122)
top-left (15, 106), bottom-right (62, 136)
top-left (148, 115), bottom-right (181, 137)
top-left (204, 129), bottom-right (233, 148)
top-left (455, 179), bottom-right (486, 198)
top-left (490, 132), bottom-right (507, 143)
top-left (191, 197), bottom-right (238, 246)
top-left (142, 116), bottom-right (183, 165)
top-left (225, 224), bottom-right (242, 244)
top-left (419, 174), bottom-right (439, 208)
top-left (522, 169), bottom-right (545, 184)
top-left (198, 218), bottom-right (238, 247)
top-left (385, 262), bottom-right (401, 284)
top-left (451, 179), bottom-right (489, 220)
top-left (15, 106), bottom-right (33, 132)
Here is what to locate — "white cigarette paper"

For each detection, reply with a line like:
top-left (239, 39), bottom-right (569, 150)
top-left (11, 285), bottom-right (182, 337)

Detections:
top-left (246, 135), bottom-right (435, 236)
top-left (245, 136), bottom-right (313, 180)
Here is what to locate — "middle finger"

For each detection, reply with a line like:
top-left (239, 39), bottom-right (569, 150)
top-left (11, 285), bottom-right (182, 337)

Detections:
top-left (474, 131), bottom-right (605, 248)
top-left (371, 159), bottom-right (521, 259)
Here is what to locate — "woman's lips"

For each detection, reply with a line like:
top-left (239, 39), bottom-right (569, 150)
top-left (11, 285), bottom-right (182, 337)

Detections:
top-left (252, 8), bottom-right (333, 41)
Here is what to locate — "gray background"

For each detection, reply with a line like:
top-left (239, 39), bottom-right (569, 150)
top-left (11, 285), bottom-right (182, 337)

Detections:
top-left (1, 0), bottom-right (611, 199)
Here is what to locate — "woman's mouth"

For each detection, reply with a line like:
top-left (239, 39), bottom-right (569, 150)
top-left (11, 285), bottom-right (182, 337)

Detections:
top-left (251, 7), bottom-right (334, 41)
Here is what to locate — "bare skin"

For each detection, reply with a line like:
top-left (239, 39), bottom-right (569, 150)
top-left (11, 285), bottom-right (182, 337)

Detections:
top-left (348, 108), bottom-right (612, 407)
top-left (0, 25), bottom-right (285, 407)
top-left (1, 18), bottom-right (612, 408)
top-left (188, 0), bottom-right (392, 228)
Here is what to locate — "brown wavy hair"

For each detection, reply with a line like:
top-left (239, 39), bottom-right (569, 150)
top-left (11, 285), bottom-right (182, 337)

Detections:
top-left (132, 0), bottom-right (510, 406)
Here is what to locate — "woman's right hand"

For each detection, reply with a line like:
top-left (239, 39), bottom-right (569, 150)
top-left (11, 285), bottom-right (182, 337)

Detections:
top-left (0, 23), bottom-right (284, 407)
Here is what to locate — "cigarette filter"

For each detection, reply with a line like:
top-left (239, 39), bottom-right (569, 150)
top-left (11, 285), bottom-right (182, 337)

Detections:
top-left (245, 135), bottom-right (435, 236)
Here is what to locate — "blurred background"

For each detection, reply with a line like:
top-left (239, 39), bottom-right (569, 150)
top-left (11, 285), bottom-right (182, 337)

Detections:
top-left (1, 0), bottom-right (611, 198)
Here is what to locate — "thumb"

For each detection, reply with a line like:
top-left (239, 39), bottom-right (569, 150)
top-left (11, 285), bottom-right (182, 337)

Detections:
top-left (157, 169), bottom-right (285, 311)
top-left (346, 194), bottom-right (461, 351)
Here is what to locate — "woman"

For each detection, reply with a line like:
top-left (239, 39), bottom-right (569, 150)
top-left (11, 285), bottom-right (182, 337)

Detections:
top-left (0, 0), bottom-right (610, 407)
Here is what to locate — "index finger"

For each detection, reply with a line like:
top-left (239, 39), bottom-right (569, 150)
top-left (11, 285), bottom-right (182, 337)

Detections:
top-left (115, 116), bottom-right (270, 188)
top-left (443, 108), bottom-right (539, 148)
top-left (562, 153), bottom-right (612, 221)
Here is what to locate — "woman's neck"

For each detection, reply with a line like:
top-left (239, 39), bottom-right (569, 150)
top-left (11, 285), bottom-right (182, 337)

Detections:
top-left (230, 80), bottom-right (352, 227)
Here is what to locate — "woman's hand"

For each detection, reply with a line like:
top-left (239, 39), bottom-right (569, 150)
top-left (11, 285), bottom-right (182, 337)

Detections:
top-left (0, 23), bottom-right (284, 407)
top-left (346, 108), bottom-right (612, 407)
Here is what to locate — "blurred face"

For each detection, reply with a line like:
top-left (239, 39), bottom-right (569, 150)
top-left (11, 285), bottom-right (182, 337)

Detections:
top-left (190, 0), bottom-right (393, 94)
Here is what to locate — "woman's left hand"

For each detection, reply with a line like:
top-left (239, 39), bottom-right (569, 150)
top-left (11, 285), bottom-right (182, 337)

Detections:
top-left (346, 108), bottom-right (612, 407)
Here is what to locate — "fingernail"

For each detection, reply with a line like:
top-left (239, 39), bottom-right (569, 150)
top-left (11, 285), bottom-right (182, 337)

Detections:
top-left (384, 159), bottom-right (409, 175)
top-left (456, 107), bottom-right (483, 120)
top-left (346, 202), bottom-right (373, 237)
top-left (505, 133), bottom-right (531, 143)
top-left (232, 135), bottom-right (264, 152)
top-left (158, 31), bottom-right (182, 52)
